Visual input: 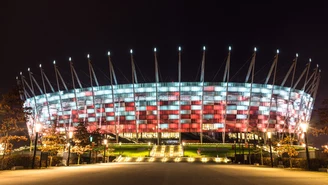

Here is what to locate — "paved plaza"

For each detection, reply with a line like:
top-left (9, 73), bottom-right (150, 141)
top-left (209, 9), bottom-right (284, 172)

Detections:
top-left (1, 163), bottom-right (328, 185)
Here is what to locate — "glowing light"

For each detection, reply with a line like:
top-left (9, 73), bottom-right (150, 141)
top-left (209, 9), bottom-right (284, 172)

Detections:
top-left (136, 157), bottom-right (143, 162)
top-left (174, 157), bottom-right (181, 162)
top-left (161, 157), bottom-right (168, 162)
top-left (20, 72), bottom-right (22, 75)
top-left (178, 46), bottom-right (181, 51)
top-left (130, 49), bottom-right (133, 54)
top-left (277, 49), bottom-right (279, 54)
top-left (317, 64), bottom-right (319, 68)
top-left (201, 157), bottom-right (208, 163)
top-left (187, 157), bottom-right (195, 162)
top-left (267, 132), bottom-right (272, 139)
top-left (69, 57), bottom-right (72, 62)
top-left (124, 157), bottom-right (131, 162)
top-left (28, 68), bottom-right (30, 72)
top-left (53, 60), bottom-right (56, 64)
top-left (154, 48), bottom-right (157, 52)
top-left (35, 124), bottom-right (41, 132)
top-left (203, 46), bottom-right (206, 51)
top-left (87, 54), bottom-right (90, 59)
top-left (228, 46), bottom-right (231, 51)
top-left (69, 131), bottom-right (73, 139)
top-left (39, 64), bottom-right (42, 68)
top-left (254, 47), bottom-right (257, 52)
top-left (107, 51), bottom-right (110, 56)
top-left (309, 58), bottom-right (312, 62)
top-left (301, 123), bottom-right (308, 132)
top-left (296, 53), bottom-right (298, 57)
top-left (319, 69), bottom-right (321, 73)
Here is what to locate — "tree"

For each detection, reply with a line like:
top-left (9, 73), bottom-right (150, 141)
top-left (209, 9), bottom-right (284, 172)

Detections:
top-left (39, 122), bottom-right (65, 166)
top-left (275, 136), bottom-right (299, 168)
top-left (71, 122), bottom-right (91, 164)
top-left (0, 88), bottom-right (30, 169)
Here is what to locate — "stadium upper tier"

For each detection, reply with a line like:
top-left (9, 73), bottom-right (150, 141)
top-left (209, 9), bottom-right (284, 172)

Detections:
top-left (24, 81), bottom-right (313, 135)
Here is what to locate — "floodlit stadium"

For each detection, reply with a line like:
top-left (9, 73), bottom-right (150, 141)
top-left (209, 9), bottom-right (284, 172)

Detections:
top-left (18, 47), bottom-right (321, 144)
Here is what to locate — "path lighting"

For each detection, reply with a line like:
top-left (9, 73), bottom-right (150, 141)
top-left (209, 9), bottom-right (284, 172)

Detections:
top-left (31, 124), bottom-right (41, 169)
top-left (301, 123), bottom-right (310, 170)
top-left (103, 139), bottom-right (108, 163)
top-left (67, 131), bottom-right (73, 166)
top-left (267, 132), bottom-right (273, 168)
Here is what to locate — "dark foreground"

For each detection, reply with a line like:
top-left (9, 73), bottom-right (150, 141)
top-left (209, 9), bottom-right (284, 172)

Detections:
top-left (1, 163), bottom-right (328, 185)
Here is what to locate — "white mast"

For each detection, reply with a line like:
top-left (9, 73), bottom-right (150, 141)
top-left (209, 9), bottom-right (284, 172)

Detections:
top-left (222, 46), bottom-right (231, 144)
top-left (154, 47), bottom-right (161, 145)
top-left (130, 49), bottom-right (139, 143)
top-left (265, 50), bottom-right (279, 132)
top-left (108, 51), bottom-right (119, 143)
top-left (245, 47), bottom-right (257, 135)
top-left (200, 46), bottom-right (206, 144)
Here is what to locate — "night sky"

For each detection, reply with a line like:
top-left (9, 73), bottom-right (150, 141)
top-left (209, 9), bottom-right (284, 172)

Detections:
top-left (1, 1), bottom-right (328, 145)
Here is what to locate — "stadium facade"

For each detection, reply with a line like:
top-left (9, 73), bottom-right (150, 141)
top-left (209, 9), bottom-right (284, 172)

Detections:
top-left (18, 47), bottom-right (321, 144)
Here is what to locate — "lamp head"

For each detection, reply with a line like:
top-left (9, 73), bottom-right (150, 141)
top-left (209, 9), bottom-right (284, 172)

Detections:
top-left (301, 123), bottom-right (308, 132)
top-left (69, 131), bottom-right (73, 139)
top-left (267, 132), bottom-right (272, 139)
top-left (35, 124), bottom-right (41, 132)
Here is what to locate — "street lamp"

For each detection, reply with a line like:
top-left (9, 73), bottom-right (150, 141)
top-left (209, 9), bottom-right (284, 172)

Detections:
top-left (301, 123), bottom-right (310, 170)
top-left (103, 139), bottom-right (108, 163)
top-left (148, 142), bottom-right (151, 157)
top-left (67, 131), bottom-right (73, 166)
top-left (182, 142), bottom-right (185, 157)
top-left (32, 123), bottom-right (41, 169)
top-left (267, 132), bottom-right (273, 168)
top-left (234, 140), bottom-right (237, 163)
top-left (119, 142), bottom-right (122, 155)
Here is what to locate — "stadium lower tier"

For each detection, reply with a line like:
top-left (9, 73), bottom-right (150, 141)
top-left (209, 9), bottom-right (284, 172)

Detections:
top-left (24, 82), bottom-right (313, 136)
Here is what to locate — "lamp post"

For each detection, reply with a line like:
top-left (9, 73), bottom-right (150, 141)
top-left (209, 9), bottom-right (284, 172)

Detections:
top-left (31, 124), bottom-right (41, 169)
top-left (67, 131), bottom-right (73, 166)
top-left (182, 142), bottom-right (185, 157)
top-left (119, 142), bottom-right (122, 155)
top-left (103, 139), bottom-right (107, 163)
top-left (301, 123), bottom-right (310, 170)
top-left (267, 132), bottom-right (273, 168)
top-left (234, 140), bottom-right (237, 163)
top-left (148, 142), bottom-right (151, 157)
